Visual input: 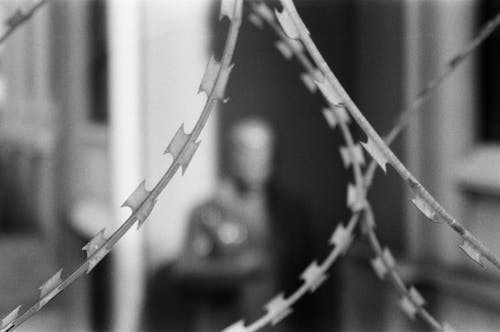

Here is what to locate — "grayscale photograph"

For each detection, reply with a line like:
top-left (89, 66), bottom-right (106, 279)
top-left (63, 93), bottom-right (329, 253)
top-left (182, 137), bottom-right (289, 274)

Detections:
top-left (0, 0), bottom-right (499, 331)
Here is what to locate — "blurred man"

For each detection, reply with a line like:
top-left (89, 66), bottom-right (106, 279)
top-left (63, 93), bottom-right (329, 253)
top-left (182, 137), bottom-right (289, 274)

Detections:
top-left (143, 118), bottom-right (314, 331)
top-left (173, 118), bottom-right (314, 331)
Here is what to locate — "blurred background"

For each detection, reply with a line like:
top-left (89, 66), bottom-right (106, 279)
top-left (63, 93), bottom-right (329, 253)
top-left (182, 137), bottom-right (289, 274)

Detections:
top-left (0, 0), bottom-right (500, 331)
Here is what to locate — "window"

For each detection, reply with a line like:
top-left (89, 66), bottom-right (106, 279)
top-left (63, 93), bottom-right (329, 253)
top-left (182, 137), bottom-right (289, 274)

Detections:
top-left (88, 0), bottom-right (108, 123)
top-left (480, 0), bottom-right (500, 142)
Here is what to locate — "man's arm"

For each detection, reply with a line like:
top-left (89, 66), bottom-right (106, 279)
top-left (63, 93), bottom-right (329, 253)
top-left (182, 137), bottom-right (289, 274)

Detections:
top-left (173, 206), bottom-right (268, 290)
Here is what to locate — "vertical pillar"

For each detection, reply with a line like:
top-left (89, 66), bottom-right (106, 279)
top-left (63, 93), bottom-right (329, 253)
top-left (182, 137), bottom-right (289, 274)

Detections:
top-left (404, 0), bottom-right (478, 263)
top-left (108, 0), bottom-right (144, 330)
top-left (108, 0), bottom-right (217, 329)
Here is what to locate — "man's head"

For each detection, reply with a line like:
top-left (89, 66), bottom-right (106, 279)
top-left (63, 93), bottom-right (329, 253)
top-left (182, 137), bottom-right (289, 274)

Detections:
top-left (228, 118), bottom-right (275, 191)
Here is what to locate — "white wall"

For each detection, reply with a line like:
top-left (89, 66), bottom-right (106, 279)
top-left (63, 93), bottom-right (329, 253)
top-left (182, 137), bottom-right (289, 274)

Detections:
top-left (142, 0), bottom-right (217, 267)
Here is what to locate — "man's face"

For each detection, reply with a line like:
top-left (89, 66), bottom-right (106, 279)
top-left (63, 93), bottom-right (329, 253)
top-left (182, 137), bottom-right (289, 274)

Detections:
top-left (229, 121), bottom-right (274, 189)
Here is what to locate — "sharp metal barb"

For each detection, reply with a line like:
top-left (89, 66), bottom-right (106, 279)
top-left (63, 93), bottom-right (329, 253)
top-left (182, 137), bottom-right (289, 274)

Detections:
top-left (220, 0), bottom-right (236, 21)
top-left (275, 40), bottom-right (293, 60)
top-left (274, 38), bottom-right (304, 57)
top-left (340, 144), bottom-right (365, 169)
top-left (264, 293), bottom-right (293, 326)
top-left (38, 269), bottom-right (63, 309)
top-left (0, 323), bottom-right (14, 332)
top-left (347, 183), bottom-right (365, 212)
top-left (121, 180), bottom-right (157, 228)
top-left (0, 306), bottom-right (21, 331)
top-left (300, 261), bottom-right (328, 293)
top-left (382, 248), bottom-right (396, 269)
top-left (199, 55), bottom-right (221, 95)
top-left (371, 256), bottom-right (388, 280)
top-left (329, 223), bottom-right (352, 255)
top-left (364, 203), bottom-right (444, 330)
top-left (214, 63), bottom-right (235, 101)
top-left (222, 320), bottom-right (248, 332)
top-left (82, 229), bottom-right (109, 273)
top-left (248, 13), bottom-right (264, 29)
top-left (399, 296), bottom-right (418, 320)
top-left (411, 193), bottom-right (439, 222)
top-left (288, 39), bottom-right (304, 53)
top-left (408, 287), bottom-right (426, 307)
top-left (165, 124), bottom-right (190, 159)
top-left (274, 8), bottom-right (299, 39)
top-left (361, 138), bottom-right (387, 173)
top-left (253, 2), bottom-right (274, 22)
top-left (121, 180), bottom-right (150, 212)
top-left (180, 141), bottom-right (201, 175)
top-left (39, 270), bottom-right (63, 299)
top-left (399, 287), bottom-right (425, 320)
top-left (86, 246), bottom-right (109, 274)
top-left (82, 229), bottom-right (107, 258)
top-left (164, 125), bottom-right (201, 175)
top-left (321, 106), bottom-right (350, 129)
top-left (459, 240), bottom-right (485, 268)
top-left (314, 76), bottom-right (342, 106)
top-left (299, 72), bottom-right (316, 93)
